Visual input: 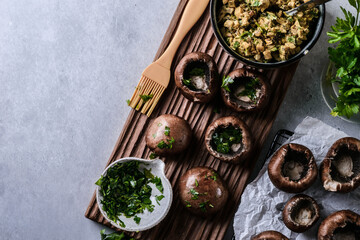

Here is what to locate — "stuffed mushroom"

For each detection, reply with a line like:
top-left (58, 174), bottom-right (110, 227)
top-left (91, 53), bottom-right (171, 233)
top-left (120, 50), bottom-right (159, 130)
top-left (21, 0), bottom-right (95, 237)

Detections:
top-left (174, 52), bottom-right (219, 103)
top-left (268, 143), bottom-right (318, 193)
top-left (282, 194), bottom-right (320, 233)
top-left (318, 210), bottom-right (360, 240)
top-left (205, 116), bottom-right (252, 164)
top-left (221, 69), bottom-right (270, 112)
top-left (178, 167), bottom-right (229, 217)
top-left (321, 137), bottom-right (360, 193)
top-left (251, 230), bottom-right (289, 240)
top-left (145, 114), bottom-right (192, 156)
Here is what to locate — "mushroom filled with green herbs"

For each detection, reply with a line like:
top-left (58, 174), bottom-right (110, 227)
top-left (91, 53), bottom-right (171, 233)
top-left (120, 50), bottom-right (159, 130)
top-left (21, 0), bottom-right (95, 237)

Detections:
top-left (205, 116), bottom-right (252, 163)
top-left (174, 52), bottom-right (219, 103)
top-left (178, 167), bottom-right (229, 217)
top-left (145, 114), bottom-right (192, 156)
top-left (221, 68), bottom-right (270, 112)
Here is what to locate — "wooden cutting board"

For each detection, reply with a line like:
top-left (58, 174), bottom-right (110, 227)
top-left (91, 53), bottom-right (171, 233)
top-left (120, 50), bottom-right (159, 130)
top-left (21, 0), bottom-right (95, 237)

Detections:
top-left (85, 0), bottom-right (299, 239)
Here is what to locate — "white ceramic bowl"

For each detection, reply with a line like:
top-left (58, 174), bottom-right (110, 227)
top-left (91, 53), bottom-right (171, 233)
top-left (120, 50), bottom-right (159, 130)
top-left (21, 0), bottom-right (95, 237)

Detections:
top-left (96, 157), bottom-right (173, 231)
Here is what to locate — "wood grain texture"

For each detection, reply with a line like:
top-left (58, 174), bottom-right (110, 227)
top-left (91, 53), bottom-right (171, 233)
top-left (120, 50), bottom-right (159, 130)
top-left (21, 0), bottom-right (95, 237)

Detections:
top-left (85, 0), bottom-right (299, 239)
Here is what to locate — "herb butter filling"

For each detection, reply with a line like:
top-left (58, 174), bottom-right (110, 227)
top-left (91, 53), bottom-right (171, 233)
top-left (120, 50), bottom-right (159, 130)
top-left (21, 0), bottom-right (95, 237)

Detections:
top-left (218, 0), bottom-right (319, 62)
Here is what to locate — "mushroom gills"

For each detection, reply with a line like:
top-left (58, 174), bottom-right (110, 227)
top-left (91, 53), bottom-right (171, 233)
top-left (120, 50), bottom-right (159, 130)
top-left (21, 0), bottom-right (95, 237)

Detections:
top-left (294, 208), bottom-right (313, 225)
top-left (330, 149), bottom-right (360, 183)
top-left (191, 75), bottom-right (208, 91)
top-left (283, 160), bottom-right (305, 181)
top-left (333, 154), bottom-right (354, 178)
top-left (333, 223), bottom-right (360, 240)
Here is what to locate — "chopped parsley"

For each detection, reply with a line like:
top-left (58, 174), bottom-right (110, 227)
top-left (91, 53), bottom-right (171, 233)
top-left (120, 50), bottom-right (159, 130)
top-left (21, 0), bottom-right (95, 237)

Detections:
top-left (182, 78), bottom-right (192, 86)
top-left (139, 94), bottom-right (154, 103)
top-left (157, 137), bottom-right (175, 149)
top-left (185, 200), bottom-right (192, 208)
top-left (233, 41), bottom-right (240, 49)
top-left (126, 99), bottom-right (130, 105)
top-left (195, 179), bottom-right (199, 187)
top-left (100, 229), bottom-right (135, 240)
top-left (95, 161), bottom-right (163, 226)
top-left (155, 195), bottom-right (165, 205)
top-left (199, 200), bottom-right (210, 212)
top-left (221, 75), bottom-right (234, 92)
top-left (210, 172), bottom-right (217, 181)
top-left (237, 77), bottom-right (261, 102)
top-left (189, 188), bottom-right (199, 200)
top-left (189, 67), bottom-right (205, 76)
top-left (211, 126), bottom-right (242, 154)
top-left (251, 0), bottom-right (261, 6)
top-left (164, 126), bottom-right (170, 136)
top-left (149, 152), bottom-right (158, 159)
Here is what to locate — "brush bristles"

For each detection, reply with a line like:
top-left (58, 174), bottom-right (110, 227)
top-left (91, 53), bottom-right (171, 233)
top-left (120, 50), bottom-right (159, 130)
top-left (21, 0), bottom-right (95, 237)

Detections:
top-left (129, 76), bottom-right (165, 116)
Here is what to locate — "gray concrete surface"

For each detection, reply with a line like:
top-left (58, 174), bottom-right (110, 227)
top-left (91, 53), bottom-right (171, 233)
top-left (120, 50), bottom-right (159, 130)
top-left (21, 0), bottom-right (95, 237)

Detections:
top-left (0, 0), bottom-right (358, 239)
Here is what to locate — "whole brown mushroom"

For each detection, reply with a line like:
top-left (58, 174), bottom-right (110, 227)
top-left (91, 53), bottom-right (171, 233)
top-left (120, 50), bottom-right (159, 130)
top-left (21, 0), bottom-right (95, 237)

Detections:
top-left (178, 167), bottom-right (229, 217)
top-left (321, 137), bottom-right (360, 193)
top-left (174, 52), bottom-right (219, 103)
top-left (221, 68), bottom-right (270, 112)
top-left (282, 194), bottom-right (320, 233)
top-left (205, 116), bottom-right (252, 164)
top-left (318, 210), bottom-right (360, 240)
top-left (145, 114), bottom-right (192, 156)
top-left (268, 143), bottom-right (318, 193)
top-left (251, 230), bottom-right (289, 240)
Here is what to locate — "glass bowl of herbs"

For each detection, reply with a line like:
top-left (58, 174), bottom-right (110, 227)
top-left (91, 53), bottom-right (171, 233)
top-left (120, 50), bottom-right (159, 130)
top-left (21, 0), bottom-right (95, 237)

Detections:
top-left (321, 0), bottom-right (360, 123)
top-left (95, 157), bottom-right (173, 231)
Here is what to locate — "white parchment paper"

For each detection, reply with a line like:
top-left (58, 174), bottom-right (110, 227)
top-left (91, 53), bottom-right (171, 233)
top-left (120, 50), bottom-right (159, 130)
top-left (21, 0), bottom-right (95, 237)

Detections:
top-left (233, 116), bottom-right (360, 240)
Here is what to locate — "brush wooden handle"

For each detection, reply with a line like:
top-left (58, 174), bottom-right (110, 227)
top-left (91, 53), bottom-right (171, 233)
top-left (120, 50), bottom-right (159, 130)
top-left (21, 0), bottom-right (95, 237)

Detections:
top-left (156, 0), bottom-right (210, 69)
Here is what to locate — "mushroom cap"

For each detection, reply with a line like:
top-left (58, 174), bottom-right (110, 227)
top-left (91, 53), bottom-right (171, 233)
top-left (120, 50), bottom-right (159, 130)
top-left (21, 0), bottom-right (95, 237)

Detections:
top-left (174, 52), bottom-right (219, 103)
top-left (282, 194), bottom-right (320, 233)
top-left (321, 137), bottom-right (360, 193)
top-left (318, 210), bottom-right (360, 240)
top-left (251, 230), bottom-right (289, 240)
top-left (268, 143), bottom-right (318, 193)
top-left (221, 68), bottom-right (270, 112)
top-left (145, 114), bottom-right (192, 156)
top-left (205, 116), bottom-right (253, 164)
top-left (178, 167), bottom-right (229, 217)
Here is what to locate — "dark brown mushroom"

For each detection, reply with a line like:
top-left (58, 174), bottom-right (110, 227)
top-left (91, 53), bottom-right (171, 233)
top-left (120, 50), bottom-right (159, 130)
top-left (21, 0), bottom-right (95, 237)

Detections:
top-left (174, 52), bottom-right (219, 103)
top-left (205, 116), bottom-right (252, 164)
top-left (178, 167), bottom-right (229, 217)
top-left (145, 114), bottom-right (192, 156)
top-left (318, 210), bottom-right (360, 240)
top-left (221, 68), bottom-right (270, 112)
top-left (251, 230), bottom-right (289, 240)
top-left (321, 137), bottom-right (360, 193)
top-left (282, 194), bottom-right (320, 233)
top-left (268, 143), bottom-right (318, 193)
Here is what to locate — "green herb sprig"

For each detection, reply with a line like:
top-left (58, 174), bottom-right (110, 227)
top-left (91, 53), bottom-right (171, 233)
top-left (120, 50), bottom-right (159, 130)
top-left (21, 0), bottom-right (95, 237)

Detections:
top-left (100, 229), bottom-right (135, 240)
top-left (237, 77), bottom-right (260, 102)
top-left (139, 94), bottom-right (154, 103)
top-left (327, 0), bottom-right (360, 118)
top-left (221, 76), bottom-right (234, 92)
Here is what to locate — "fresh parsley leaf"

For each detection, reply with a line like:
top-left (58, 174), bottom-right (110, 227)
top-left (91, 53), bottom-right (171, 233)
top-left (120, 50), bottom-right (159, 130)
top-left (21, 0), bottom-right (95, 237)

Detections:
top-left (199, 200), bottom-right (210, 212)
top-left (155, 195), bottom-right (165, 205)
top-left (164, 126), bottom-right (170, 136)
top-left (221, 76), bottom-right (234, 92)
top-left (149, 152), bottom-right (158, 159)
top-left (233, 41), bottom-right (240, 49)
top-left (134, 216), bottom-right (141, 224)
top-left (139, 94), bottom-right (154, 103)
top-left (182, 78), bottom-right (192, 86)
top-left (195, 179), bottom-right (199, 187)
top-left (157, 137), bottom-right (175, 149)
top-left (126, 99), bottom-right (130, 106)
top-left (251, 0), bottom-right (261, 7)
top-left (151, 176), bottom-right (164, 193)
top-left (189, 188), bottom-right (199, 200)
top-left (185, 200), bottom-right (192, 208)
